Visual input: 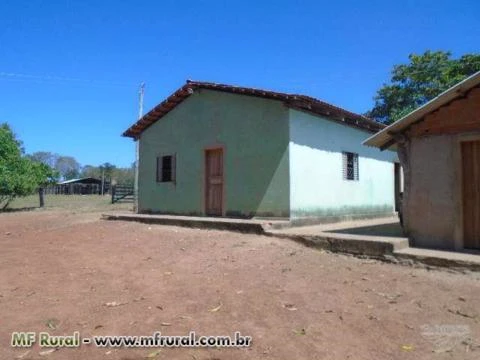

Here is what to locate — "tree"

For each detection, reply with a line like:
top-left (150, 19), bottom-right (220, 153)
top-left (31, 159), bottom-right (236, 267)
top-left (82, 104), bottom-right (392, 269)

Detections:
top-left (0, 123), bottom-right (57, 209)
top-left (100, 162), bottom-right (116, 183)
top-left (81, 165), bottom-right (102, 179)
top-left (55, 156), bottom-right (81, 180)
top-left (367, 51), bottom-right (480, 124)
top-left (112, 167), bottom-right (134, 186)
top-left (28, 151), bottom-right (59, 168)
top-left (29, 152), bottom-right (81, 180)
top-left (81, 164), bottom-right (134, 185)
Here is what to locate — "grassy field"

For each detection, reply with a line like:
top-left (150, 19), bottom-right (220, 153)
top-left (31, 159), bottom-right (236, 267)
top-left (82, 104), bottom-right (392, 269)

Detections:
top-left (6, 194), bottom-right (133, 213)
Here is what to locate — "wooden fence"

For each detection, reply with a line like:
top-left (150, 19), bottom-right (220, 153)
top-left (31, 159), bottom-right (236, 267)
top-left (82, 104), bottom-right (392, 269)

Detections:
top-left (111, 185), bottom-right (134, 203)
top-left (43, 183), bottom-right (103, 195)
top-left (42, 182), bottom-right (113, 195)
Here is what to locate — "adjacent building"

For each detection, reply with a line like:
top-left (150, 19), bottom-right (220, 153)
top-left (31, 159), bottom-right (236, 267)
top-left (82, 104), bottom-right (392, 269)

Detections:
top-left (124, 80), bottom-right (398, 223)
top-left (364, 72), bottom-right (480, 251)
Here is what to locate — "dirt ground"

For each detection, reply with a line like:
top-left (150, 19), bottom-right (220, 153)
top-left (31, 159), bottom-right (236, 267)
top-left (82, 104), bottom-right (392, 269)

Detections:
top-left (1, 209), bottom-right (480, 360)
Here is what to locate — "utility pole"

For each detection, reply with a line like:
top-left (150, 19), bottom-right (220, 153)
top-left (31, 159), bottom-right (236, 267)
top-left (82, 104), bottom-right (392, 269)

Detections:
top-left (138, 82), bottom-right (145, 120)
top-left (101, 167), bottom-right (105, 196)
top-left (134, 82), bottom-right (145, 213)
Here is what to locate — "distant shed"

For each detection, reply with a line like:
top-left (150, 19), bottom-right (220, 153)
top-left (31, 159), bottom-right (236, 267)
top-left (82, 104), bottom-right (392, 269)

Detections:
top-left (57, 178), bottom-right (102, 186)
top-left (50, 178), bottom-right (103, 195)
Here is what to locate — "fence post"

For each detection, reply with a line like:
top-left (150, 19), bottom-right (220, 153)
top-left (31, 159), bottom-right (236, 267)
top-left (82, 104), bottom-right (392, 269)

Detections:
top-left (38, 187), bottom-right (45, 208)
top-left (111, 185), bottom-right (116, 204)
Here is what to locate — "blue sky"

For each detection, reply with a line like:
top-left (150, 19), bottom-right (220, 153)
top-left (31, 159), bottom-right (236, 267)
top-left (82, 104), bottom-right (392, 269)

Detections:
top-left (0, 0), bottom-right (478, 167)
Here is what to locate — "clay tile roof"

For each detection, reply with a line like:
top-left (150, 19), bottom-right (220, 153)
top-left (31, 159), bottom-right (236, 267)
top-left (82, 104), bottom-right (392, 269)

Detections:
top-left (123, 80), bottom-right (384, 138)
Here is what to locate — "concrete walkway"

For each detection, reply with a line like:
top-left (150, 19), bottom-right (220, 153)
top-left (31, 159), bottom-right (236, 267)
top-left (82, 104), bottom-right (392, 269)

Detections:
top-left (101, 212), bottom-right (288, 234)
top-left (269, 217), bottom-right (480, 271)
top-left (268, 217), bottom-right (409, 257)
top-left (102, 213), bottom-right (480, 271)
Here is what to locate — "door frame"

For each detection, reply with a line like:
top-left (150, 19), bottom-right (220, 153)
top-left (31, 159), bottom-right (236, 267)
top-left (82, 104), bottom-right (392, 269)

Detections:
top-left (203, 144), bottom-right (226, 217)
top-left (454, 132), bottom-right (480, 250)
top-left (394, 162), bottom-right (402, 212)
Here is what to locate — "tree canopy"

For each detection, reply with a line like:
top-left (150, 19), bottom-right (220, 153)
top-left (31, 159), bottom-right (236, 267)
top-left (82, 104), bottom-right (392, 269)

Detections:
top-left (28, 151), bottom-right (58, 168)
top-left (82, 163), bottom-right (134, 186)
top-left (0, 123), bottom-right (57, 209)
top-left (55, 156), bottom-right (81, 180)
top-left (1, 126), bottom-right (133, 209)
top-left (367, 51), bottom-right (480, 124)
top-left (29, 153), bottom-right (133, 185)
top-left (29, 152), bottom-right (83, 180)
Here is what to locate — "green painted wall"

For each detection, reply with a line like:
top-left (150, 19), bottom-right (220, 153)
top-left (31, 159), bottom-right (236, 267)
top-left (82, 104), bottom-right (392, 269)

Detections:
top-left (138, 89), bottom-right (290, 217)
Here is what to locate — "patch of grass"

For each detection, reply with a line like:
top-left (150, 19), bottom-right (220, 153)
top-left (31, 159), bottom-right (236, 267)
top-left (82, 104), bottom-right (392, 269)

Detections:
top-left (7, 195), bottom-right (132, 213)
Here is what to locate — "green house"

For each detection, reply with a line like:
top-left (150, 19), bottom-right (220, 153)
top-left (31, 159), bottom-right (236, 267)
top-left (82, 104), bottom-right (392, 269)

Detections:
top-left (124, 81), bottom-right (398, 223)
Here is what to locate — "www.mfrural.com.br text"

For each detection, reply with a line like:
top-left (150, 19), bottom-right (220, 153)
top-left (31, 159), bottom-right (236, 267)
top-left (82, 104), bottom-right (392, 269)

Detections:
top-left (11, 331), bottom-right (252, 349)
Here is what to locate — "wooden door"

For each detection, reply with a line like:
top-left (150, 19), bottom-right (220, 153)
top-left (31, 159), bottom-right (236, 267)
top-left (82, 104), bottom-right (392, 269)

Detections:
top-left (205, 149), bottom-right (224, 216)
top-left (462, 140), bottom-right (480, 249)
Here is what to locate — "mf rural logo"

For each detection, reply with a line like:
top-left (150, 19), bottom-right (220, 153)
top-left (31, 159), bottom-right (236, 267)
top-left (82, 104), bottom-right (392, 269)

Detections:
top-left (12, 332), bottom-right (81, 348)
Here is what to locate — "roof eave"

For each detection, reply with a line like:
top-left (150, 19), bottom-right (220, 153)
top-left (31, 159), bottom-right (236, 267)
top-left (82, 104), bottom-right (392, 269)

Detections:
top-left (122, 79), bottom-right (386, 138)
top-left (363, 71), bottom-right (480, 149)
top-left (286, 103), bottom-right (383, 134)
top-left (122, 84), bottom-right (195, 139)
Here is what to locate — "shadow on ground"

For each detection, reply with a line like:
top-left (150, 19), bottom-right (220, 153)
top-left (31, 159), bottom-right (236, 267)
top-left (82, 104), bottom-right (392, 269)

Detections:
top-left (0, 207), bottom-right (38, 213)
top-left (325, 223), bottom-right (405, 238)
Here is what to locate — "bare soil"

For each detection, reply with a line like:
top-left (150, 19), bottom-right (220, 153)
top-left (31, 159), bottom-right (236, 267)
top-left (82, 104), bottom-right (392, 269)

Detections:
top-left (1, 209), bottom-right (479, 360)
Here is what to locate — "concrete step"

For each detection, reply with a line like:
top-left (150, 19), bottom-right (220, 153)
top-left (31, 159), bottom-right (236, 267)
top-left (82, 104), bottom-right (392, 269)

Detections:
top-left (394, 247), bottom-right (480, 271)
top-left (269, 231), bottom-right (409, 257)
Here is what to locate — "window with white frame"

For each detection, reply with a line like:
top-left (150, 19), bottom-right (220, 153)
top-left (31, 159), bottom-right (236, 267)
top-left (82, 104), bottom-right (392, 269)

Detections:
top-left (342, 152), bottom-right (359, 181)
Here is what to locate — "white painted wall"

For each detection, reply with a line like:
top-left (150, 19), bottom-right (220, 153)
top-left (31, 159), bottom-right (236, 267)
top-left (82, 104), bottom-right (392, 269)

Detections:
top-left (289, 109), bottom-right (397, 219)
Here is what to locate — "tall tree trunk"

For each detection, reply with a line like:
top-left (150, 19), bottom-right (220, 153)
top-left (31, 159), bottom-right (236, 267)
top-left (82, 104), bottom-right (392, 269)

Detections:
top-left (39, 187), bottom-right (45, 208)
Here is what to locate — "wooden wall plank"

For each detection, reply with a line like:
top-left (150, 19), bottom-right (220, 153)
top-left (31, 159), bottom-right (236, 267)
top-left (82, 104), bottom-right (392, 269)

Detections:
top-left (462, 140), bottom-right (480, 249)
top-left (411, 87), bottom-right (480, 137)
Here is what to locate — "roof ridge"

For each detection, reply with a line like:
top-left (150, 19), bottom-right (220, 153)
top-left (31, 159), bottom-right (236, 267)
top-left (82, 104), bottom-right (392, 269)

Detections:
top-left (189, 81), bottom-right (375, 120)
top-left (123, 80), bottom-right (385, 138)
top-left (185, 79), bottom-right (297, 97)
